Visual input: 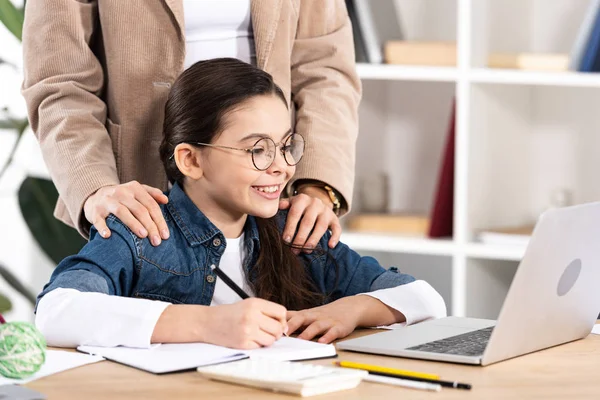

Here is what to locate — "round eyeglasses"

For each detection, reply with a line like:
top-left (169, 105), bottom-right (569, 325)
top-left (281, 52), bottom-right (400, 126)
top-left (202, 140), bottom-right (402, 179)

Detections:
top-left (187, 133), bottom-right (305, 171)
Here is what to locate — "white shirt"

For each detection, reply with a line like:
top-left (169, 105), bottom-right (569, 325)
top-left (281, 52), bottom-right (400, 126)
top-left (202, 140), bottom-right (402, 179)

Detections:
top-left (210, 234), bottom-right (254, 305)
top-left (183, 0), bottom-right (256, 69)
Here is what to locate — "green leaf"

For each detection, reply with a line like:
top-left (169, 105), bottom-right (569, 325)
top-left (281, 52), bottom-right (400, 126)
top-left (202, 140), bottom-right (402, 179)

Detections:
top-left (0, 264), bottom-right (35, 306)
top-left (0, 293), bottom-right (11, 313)
top-left (18, 177), bottom-right (87, 265)
top-left (0, 0), bottom-right (24, 42)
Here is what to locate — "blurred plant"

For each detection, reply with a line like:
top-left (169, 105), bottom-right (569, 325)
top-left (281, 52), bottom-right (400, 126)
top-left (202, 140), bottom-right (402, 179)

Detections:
top-left (0, 0), bottom-right (86, 314)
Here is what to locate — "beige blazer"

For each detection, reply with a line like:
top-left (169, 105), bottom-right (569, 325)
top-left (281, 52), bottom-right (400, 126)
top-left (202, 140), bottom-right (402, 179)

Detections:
top-left (22, 0), bottom-right (361, 236)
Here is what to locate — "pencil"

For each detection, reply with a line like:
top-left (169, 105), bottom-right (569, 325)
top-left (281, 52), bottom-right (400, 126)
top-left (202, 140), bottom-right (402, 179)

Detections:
top-left (335, 361), bottom-right (472, 390)
top-left (335, 361), bottom-right (439, 380)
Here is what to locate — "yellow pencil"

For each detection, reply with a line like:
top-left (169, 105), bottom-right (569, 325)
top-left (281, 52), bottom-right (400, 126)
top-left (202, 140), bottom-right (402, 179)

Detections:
top-left (334, 360), bottom-right (440, 380)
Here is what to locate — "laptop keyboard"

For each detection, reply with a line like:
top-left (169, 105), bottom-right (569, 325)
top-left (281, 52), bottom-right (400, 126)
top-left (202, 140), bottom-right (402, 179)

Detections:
top-left (406, 326), bottom-right (494, 357)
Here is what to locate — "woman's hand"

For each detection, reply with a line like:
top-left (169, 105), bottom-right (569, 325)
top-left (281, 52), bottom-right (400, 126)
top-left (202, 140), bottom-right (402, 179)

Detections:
top-left (204, 298), bottom-right (288, 349)
top-left (279, 190), bottom-right (341, 254)
top-left (286, 296), bottom-right (405, 344)
top-left (152, 299), bottom-right (288, 349)
top-left (84, 181), bottom-right (169, 246)
top-left (286, 297), bottom-right (363, 344)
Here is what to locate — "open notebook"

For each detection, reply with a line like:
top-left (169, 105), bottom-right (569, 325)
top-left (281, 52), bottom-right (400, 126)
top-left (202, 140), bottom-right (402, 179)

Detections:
top-left (77, 336), bottom-right (336, 374)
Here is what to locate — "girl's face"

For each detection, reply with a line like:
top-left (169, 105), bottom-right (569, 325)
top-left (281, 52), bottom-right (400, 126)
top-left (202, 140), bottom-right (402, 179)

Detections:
top-left (192, 94), bottom-right (295, 220)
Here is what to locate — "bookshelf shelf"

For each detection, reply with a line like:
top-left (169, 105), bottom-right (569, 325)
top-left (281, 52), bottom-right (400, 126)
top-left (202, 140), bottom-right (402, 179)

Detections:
top-left (469, 68), bottom-right (600, 88)
top-left (356, 63), bottom-right (459, 82)
top-left (464, 243), bottom-right (526, 262)
top-left (340, 232), bottom-right (455, 256)
top-left (350, 0), bottom-right (597, 320)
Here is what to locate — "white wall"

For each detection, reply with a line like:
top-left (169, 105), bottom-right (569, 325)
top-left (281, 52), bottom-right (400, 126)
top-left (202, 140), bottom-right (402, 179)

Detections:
top-left (0, 0), bottom-right (54, 322)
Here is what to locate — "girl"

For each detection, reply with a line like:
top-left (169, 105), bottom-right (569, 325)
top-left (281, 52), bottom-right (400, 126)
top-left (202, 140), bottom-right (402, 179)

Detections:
top-left (35, 59), bottom-right (445, 350)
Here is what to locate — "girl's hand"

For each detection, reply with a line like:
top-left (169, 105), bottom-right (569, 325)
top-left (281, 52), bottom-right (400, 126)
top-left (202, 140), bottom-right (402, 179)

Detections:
top-left (279, 192), bottom-right (341, 254)
top-left (152, 299), bottom-right (288, 349)
top-left (84, 180), bottom-right (169, 246)
top-left (286, 297), bottom-right (363, 344)
top-left (204, 298), bottom-right (288, 349)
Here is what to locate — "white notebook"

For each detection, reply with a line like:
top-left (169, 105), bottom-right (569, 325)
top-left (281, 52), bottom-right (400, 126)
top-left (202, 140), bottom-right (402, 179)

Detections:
top-left (77, 337), bottom-right (336, 374)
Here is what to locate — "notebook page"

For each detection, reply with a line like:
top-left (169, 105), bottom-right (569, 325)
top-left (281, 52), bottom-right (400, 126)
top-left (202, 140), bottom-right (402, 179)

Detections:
top-left (0, 350), bottom-right (104, 385)
top-left (77, 343), bottom-right (247, 374)
top-left (245, 336), bottom-right (336, 361)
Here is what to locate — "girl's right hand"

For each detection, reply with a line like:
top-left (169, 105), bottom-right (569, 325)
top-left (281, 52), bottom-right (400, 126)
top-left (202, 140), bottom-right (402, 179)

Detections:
top-left (84, 180), bottom-right (169, 245)
top-left (204, 298), bottom-right (288, 349)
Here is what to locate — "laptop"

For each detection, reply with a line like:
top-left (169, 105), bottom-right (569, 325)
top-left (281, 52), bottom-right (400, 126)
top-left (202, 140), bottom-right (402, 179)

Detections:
top-left (337, 202), bottom-right (600, 366)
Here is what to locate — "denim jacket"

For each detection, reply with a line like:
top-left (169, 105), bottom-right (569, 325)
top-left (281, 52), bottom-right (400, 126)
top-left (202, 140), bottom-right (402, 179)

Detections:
top-left (37, 183), bottom-right (415, 308)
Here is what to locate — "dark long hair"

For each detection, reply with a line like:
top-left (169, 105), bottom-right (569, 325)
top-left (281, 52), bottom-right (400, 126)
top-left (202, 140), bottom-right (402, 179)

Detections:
top-left (159, 58), bottom-right (324, 310)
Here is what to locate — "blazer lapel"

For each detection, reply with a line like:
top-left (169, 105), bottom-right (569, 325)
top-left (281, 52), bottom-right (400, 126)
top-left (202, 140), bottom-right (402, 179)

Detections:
top-left (164, 0), bottom-right (185, 39)
top-left (251, 0), bottom-right (283, 69)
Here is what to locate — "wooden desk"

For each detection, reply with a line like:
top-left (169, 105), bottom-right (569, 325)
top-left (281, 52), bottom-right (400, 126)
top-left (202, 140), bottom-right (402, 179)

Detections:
top-left (26, 329), bottom-right (600, 399)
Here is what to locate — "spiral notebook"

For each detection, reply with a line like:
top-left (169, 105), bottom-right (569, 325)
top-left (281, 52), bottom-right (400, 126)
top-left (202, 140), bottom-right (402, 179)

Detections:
top-left (77, 337), bottom-right (336, 374)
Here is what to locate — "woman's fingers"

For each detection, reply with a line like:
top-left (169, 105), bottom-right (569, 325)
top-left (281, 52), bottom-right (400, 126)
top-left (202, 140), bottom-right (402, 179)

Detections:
top-left (92, 214), bottom-right (111, 239)
top-left (84, 181), bottom-right (169, 245)
top-left (109, 203), bottom-right (146, 239)
top-left (318, 325), bottom-right (343, 344)
top-left (290, 199), bottom-right (320, 254)
top-left (286, 314), bottom-right (308, 336)
top-left (143, 184), bottom-right (169, 204)
top-left (298, 320), bottom-right (331, 341)
top-left (304, 217), bottom-right (330, 253)
top-left (257, 312), bottom-right (286, 339)
top-left (327, 218), bottom-right (342, 249)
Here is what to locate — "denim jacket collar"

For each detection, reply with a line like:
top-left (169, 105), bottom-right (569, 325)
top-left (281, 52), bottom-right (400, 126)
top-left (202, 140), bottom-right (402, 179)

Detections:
top-left (166, 183), bottom-right (260, 254)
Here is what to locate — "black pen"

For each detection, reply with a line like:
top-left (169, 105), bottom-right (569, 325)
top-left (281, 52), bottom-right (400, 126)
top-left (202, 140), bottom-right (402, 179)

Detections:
top-left (365, 370), bottom-right (471, 390)
top-left (210, 264), bottom-right (250, 299)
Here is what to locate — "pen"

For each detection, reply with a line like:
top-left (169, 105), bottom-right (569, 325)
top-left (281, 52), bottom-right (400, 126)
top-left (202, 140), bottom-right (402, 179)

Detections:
top-left (210, 264), bottom-right (288, 336)
top-left (210, 264), bottom-right (250, 300)
top-left (363, 374), bottom-right (441, 392)
top-left (335, 361), bottom-right (439, 380)
top-left (335, 361), bottom-right (472, 390)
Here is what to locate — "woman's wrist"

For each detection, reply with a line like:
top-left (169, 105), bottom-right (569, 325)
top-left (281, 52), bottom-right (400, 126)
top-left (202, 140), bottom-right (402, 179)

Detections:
top-left (151, 304), bottom-right (211, 343)
top-left (354, 295), bottom-right (406, 327)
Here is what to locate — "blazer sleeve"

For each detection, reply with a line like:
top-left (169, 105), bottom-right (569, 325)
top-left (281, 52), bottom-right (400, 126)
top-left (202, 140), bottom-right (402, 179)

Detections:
top-left (21, 0), bottom-right (120, 236)
top-left (290, 0), bottom-right (362, 212)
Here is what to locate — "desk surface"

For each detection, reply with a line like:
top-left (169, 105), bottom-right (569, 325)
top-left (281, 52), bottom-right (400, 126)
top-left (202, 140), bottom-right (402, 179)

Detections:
top-left (26, 328), bottom-right (600, 399)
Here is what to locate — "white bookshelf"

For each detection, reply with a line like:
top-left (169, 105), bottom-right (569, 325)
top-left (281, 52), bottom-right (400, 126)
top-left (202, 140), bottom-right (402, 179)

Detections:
top-left (346, 0), bottom-right (598, 319)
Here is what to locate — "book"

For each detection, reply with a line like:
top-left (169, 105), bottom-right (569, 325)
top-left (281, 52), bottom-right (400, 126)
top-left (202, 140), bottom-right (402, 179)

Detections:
top-left (477, 225), bottom-right (533, 247)
top-left (347, 213), bottom-right (430, 236)
top-left (570, 0), bottom-right (600, 70)
top-left (77, 336), bottom-right (336, 374)
top-left (384, 41), bottom-right (457, 66)
top-left (487, 53), bottom-right (569, 71)
top-left (428, 100), bottom-right (455, 238)
top-left (580, 2), bottom-right (600, 72)
top-left (352, 0), bottom-right (403, 63)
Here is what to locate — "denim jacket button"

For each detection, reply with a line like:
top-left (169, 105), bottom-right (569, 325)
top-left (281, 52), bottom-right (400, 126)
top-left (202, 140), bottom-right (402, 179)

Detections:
top-left (206, 275), bottom-right (215, 283)
top-left (212, 238), bottom-right (221, 247)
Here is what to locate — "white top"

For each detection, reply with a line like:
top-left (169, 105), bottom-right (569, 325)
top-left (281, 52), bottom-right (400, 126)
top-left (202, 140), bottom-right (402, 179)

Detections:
top-left (210, 234), bottom-right (254, 306)
top-left (183, 0), bottom-right (256, 69)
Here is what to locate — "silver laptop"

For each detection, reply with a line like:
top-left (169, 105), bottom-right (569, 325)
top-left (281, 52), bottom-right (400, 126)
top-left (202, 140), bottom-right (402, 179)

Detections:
top-left (337, 202), bottom-right (600, 366)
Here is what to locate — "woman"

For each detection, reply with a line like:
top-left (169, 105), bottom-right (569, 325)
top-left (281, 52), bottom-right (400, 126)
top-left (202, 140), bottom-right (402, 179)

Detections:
top-left (21, 0), bottom-right (360, 250)
top-left (35, 59), bottom-right (445, 349)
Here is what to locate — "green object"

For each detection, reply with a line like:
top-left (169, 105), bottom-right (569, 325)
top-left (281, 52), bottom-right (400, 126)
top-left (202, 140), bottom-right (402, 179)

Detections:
top-left (0, 294), bottom-right (11, 314)
top-left (0, 264), bottom-right (35, 306)
top-left (0, 322), bottom-right (46, 379)
top-left (18, 177), bottom-right (87, 265)
top-left (0, 0), bottom-right (24, 42)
